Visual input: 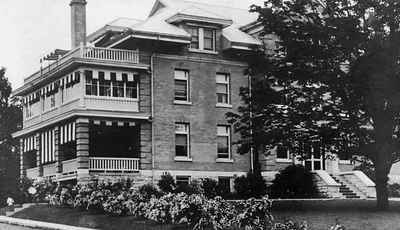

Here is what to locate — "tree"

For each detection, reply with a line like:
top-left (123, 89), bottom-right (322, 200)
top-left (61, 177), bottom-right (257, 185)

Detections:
top-left (0, 67), bottom-right (22, 205)
top-left (228, 0), bottom-right (400, 209)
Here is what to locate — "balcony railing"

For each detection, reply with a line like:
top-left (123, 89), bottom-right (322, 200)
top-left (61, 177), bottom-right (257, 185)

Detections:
top-left (24, 46), bottom-right (142, 84)
top-left (89, 157), bottom-right (140, 172)
top-left (43, 163), bottom-right (57, 177)
top-left (83, 47), bottom-right (139, 63)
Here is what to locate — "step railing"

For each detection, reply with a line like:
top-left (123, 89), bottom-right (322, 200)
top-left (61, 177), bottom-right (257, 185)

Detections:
top-left (89, 157), bottom-right (140, 172)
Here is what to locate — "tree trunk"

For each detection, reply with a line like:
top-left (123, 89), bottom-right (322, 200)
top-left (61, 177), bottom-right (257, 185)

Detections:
top-left (374, 153), bottom-right (391, 210)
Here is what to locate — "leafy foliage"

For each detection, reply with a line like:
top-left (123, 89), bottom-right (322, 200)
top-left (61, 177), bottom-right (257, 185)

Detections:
top-left (0, 67), bottom-right (22, 207)
top-left (234, 172), bottom-right (267, 199)
top-left (270, 165), bottom-right (319, 199)
top-left (157, 173), bottom-right (176, 194)
top-left (228, 0), bottom-right (400, 209)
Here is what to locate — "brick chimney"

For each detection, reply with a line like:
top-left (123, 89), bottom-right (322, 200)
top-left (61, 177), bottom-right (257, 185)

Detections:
top-left (70, 0), bottom-right (87, 49)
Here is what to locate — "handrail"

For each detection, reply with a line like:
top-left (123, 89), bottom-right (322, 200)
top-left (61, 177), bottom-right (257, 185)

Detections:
top-left (89, 157), bottom-right (140, 172)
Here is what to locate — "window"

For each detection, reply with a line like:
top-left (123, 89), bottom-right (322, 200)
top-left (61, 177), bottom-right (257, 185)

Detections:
top-left (174, 70), bottom-right (189, 101)
top-left (175, 123), bottom-right (190, 158)
top-left (276, 145), bottom-right (290, 159)
top-left (203, 28), bottom-right (215, 51)
top-left (99, 72), bottom-right (111, 97)
top-left (216, 73), bottom-right (230, 105)
top-left (217, 125), bottom-right (231, 159)
top-left (85, 70), bottom-right (139, 99)
top-left (187, 27), bottom-right (216, 51)
top-left (188, 27), bottom-right (199, 49)
top-left (85, 70), bottom-right (97, 96)
top-left (176, 176), bottom-right (191, 186)
top-left (50, 94), bottom-right (55, 108)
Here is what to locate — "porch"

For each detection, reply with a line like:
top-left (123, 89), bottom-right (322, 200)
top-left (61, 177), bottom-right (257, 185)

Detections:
top-left (22, 118), bottom-right (149, 181)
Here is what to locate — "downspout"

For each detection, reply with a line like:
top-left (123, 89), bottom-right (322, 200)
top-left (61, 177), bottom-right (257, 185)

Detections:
top-left (248, 74), bottom-right (254, 173)
top-left (151, 53), bottom-right (155, 184)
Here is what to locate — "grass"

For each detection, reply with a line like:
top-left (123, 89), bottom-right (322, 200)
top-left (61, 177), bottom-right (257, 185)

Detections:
top-left (12, 205), bottom-right (189, 230)
top-left (11, 200), bottom-right (400, 230)
top-left (272, 199), bottom-right (400, 230)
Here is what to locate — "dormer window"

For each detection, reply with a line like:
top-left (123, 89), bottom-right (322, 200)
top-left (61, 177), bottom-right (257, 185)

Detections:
top-left (188, 26), bottom-right (216, 52)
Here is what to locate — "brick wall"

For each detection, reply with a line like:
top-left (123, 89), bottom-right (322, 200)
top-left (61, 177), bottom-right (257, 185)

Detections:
top-left (151, 55), bottom-right (250, 175)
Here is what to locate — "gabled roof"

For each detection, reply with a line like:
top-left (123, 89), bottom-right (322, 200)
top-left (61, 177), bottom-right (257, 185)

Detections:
top-left (88, 0), bottom-right (262, 48)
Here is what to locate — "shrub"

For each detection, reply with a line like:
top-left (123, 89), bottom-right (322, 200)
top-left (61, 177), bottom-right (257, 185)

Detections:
top-left (103, 191), bottom-right (132, 216)
top-left (236, 197), bottom-right (274, 229)
top-left (270, 164), bottom-right (319, 199)
top-left (388, 183), bottom-right (400, 197)
top-left (138, 183), bottom-right (161, 200)
top-left (234, 172), bottom-right (267, 199)
top-left (158, 173), bottom-right (176, 194)
top-left (175, 181), bottom-right (202, 195)
top-left (201, 178), bottom-right (218, 198)
top-left (144, 193), bottom-right (175, 223)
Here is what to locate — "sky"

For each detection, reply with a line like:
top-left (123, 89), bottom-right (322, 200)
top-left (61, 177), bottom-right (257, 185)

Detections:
top-left (0, 0), bottom-right (263, 90)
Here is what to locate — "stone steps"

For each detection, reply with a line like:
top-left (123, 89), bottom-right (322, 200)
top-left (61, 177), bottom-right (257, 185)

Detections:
top-left (331, 175), bottom-right (361, 199)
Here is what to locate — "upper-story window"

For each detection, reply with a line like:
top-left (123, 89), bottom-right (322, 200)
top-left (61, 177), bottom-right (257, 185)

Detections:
top-left (188, 26), bottom-right (216, 51)
top-left (85, 70), bottom-right (139, 99)
top-left (216, 73), bottom-right (230, 105)
top-left (174, 69), bottom-right (190, 102)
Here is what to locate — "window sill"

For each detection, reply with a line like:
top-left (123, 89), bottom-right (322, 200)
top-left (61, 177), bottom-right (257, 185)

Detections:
top-left (339, 160), bottom-right (352, 165)
top-left (85, 95), bottom-right (139, 102)
top-left (174, 157), bottom-right (193, 162)
top-left (216, 158), bottom-right (234, 163)
top-left (276, 158), bottom-right (292, 163)
top-left (216, 103), bottom-right (232, 108)
top-left (188, 48), bottom-right (218, 55)
top-left (174, 100), bottom-right (192, 106)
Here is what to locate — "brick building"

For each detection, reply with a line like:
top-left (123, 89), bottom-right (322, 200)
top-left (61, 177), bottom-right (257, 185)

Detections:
top-left (12, 0), bottom-right (376, 198)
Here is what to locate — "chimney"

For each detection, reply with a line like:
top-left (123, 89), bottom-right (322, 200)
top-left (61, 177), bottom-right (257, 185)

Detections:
top-left (70, 0), bottom-right (87, 49)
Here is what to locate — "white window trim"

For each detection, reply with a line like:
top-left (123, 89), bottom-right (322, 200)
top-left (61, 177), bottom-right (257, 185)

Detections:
top-left (175, 123), bottom-right (191, 159)
top-left (188, 27), bottom-right (217, 53)
top-left (174, 69), bottom-right (190, 102)
top-left (216, 73), bottom-right (231, 106)
top-left (217, 125), bottom-right (231, 160)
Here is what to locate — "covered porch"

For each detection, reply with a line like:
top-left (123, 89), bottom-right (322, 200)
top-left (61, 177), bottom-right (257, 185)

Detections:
top-left (22, 117), bottom-right (149, 181)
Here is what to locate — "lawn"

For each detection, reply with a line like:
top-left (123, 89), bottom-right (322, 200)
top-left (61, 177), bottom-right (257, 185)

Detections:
top-left (11, 200), bottom-right (400, 230)
top-left (272, 199), bottom-right (400, 230)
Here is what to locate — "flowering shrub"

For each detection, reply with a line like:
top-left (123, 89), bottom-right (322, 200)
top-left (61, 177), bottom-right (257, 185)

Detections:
top-left (144, 193), bottom-right (175, 223)
top-left (138, 183), bottom-right (161, 200)
top-left (103, 191), bottom-right (132, 216)
top-left (236, 197), bottom-right (274, 230)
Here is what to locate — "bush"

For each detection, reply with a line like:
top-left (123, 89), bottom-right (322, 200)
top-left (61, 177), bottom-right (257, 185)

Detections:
top-left (234, 172), bottom-right (267, 199)
top-left (201, 178), bottom-right (218, 198)
top-left (158, 173), bottom-right (176, 194)
top-left (270, 164), bottom-right (319, 199)
top-left (138, 183), bottom-right (161, 200)
top-left (388, 183), bottom-right (400, 197)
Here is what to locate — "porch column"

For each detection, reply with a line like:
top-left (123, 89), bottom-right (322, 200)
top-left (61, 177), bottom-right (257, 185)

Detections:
top-left (54, 126), bottom-right (62, 173)
top-left (35, 133), bottom-right (43, 177)
top-left (76, 118), bottom-right (90, 182)
top-left (19, 139), bottom-right (26, 178)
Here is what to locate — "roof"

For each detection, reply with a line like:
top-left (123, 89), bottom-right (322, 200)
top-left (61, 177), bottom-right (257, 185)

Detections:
top-left (88, 0), bottom-right (261, 47)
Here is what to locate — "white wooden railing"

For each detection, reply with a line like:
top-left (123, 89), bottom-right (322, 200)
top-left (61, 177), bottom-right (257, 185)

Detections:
top-left (26, 167), bottom-right (39, 179)
top-left (62, 158), bottom-right (78, 174)
top-left (82, 47), bottom-right (139, 63)
top-left (89, 157), bottom-right (140, 172)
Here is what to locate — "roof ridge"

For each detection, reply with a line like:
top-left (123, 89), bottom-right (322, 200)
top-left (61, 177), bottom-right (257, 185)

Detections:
top-left (178, 5), bottom-right (228, 19)
top-left (179, 0), bottom-right (252, 12)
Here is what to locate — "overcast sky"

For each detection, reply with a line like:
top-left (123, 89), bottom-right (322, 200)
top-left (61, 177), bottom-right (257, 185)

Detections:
top-left (0, 0), bottom-right (263, 89)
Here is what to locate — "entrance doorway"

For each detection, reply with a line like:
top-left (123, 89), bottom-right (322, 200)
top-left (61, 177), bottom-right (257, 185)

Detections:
top-left (303, 143), bottom-right (325, 171)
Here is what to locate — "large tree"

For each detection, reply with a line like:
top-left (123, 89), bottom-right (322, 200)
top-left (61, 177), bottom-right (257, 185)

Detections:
top-left (0, 67), bottom-right (22, 205)
top-left (228, 0), bottom-right (400, 209)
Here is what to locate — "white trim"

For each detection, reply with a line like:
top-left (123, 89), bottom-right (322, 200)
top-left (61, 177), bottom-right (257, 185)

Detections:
top-left (174, 100), bottom-right (192, 105)
top-left (174, 157), bottom-right (193, 162)
top-left (276, 158), bottom-right (292, 163)
top-left (141, 169), bottom-right (247, 179)
top-left (216, 103), bottom-right (232, 108)
top-left (339, 160), bottom-right (352, 165)
top-left (188, 48), bottom-right (218, 55)
top-left (216, 158), bottom-right (234, 163)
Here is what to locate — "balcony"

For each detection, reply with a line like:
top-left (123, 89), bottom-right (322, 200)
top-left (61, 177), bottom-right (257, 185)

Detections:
top-left (23, 46), bottom-right (149, 85)
top-left (26, 167), bottom-right (40, 179)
